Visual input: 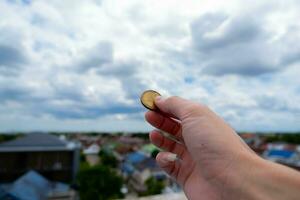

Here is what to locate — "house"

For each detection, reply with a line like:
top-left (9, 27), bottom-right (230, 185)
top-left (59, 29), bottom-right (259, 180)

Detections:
top-left (0, 133), bottom-right (80, 183)
top-left (119, 136), bottom-right (144, 146)
top-left (83, 144), bottom-right (100, 166)
top-left (0, 186), bottom-right (16, 200)
top-left (121, 151), bottom-right (147, 176)
top-left (262, 143), bottom-right (300, 171)
top-left (126, 151), bottom-right (147, 164)
top-left (136, 157), bottom-right (166, 181)
top-left (264, 149), bottom-right (295, 160)
top-left (263, 149), bottom-right (298, 166)
top-left (123, 151), bottom-right (166, 193)
top-left (240, 133), bottom-right (263, 149)
top-left (121, 162), bottom-right (135, 176)
top-left (83, 144), bottom-right (100, 155)
top-left (0, 170), bottom-right (77, 200)
top-left (264, 142), bottom-right (299, 152)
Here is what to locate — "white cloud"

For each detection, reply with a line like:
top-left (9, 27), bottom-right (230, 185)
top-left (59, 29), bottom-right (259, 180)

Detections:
top-left (0, 0), bottom-right (299, 132)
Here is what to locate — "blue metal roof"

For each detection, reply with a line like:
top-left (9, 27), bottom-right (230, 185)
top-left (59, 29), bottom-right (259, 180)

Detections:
top-left (121, 163), bottom-right (135, 175)
top-left (136, 157), bottom-right (157, 171)
top-left (267, 150), bottom-right (295, 159)
top-left (0, 186), bottom-right (19, 200)
top-left (9, 170), bottom-right (51, 200)
top-left (126, 151), bottom-right (147, 164)
top-left (6, 170), bottom-right (69, 200)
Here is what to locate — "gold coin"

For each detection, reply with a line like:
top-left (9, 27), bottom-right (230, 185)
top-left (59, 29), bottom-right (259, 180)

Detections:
top-left (140, 90), bottom-right (161, 110)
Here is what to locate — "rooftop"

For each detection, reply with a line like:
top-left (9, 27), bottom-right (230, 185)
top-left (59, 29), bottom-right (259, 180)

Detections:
top-left (0, 170), bottom-right (70, 200)
top-left (266, 149), bottom-right (296, 159)
top-left (0, 133), bottom-right (79, 152)
top-left (126, 151), bottom-right (147, 164)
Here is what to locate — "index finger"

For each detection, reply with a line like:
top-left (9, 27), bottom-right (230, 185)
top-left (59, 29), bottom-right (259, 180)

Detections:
top-left (145, 111), bottom-right (183, 142)
top-left (155, 96), bottom-right (201, 121)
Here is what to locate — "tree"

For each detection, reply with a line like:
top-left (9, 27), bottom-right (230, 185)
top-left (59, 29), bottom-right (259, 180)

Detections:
top-left (140, 177), bottom-right (165, 196)
top-left (98, 150), bottom-right (118, 168)
top-left (0, 134), bottom-right (22, 143)
top-left (80, 152), bottom-right (86, 162)
top-left (151, 149), bottom-right (160, 158)
top-left (77, 165), bottom-right (123, 200)
top-left (265, 134), bottom-right (300, 144)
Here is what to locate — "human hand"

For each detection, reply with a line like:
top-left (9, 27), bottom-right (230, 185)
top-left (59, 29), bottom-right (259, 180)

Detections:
top-left (145, 96), bottom-right (300, 200)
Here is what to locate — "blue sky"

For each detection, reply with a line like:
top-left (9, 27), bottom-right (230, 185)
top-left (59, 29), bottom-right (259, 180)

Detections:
top-left (0, 0), bottom-right (299, 132)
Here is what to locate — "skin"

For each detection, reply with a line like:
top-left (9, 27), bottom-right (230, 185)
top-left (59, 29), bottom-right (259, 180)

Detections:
top-left (145, 96), bottom-right (300, 200)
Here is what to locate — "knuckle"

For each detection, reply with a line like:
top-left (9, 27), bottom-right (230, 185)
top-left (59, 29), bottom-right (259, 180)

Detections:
top-left (166, 96), bottom-right (180, 105)
top-left (183, 102), bottom-right (209, 118)
top-left (198, 103), bottom-right (210, 112)
top-left (164, 96), bottom-right (210, 119)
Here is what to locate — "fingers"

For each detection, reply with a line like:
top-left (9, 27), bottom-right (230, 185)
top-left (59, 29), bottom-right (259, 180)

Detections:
top-left (150, 130), bottom-right (185, 157)
top-left (154, 135), bottom-right (197, 187)
top-left (156, 152), bottom-right (180, 179)
top-left (145, 111), bottom-right (183, 141)
top-left (154, 96), bottom-right (209, 121)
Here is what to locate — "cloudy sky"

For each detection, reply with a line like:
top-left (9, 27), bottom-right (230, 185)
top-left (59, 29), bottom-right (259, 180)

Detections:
top-left (0, 0), bottom-right (299, 132)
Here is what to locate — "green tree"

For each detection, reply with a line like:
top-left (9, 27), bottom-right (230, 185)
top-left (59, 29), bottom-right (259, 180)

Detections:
top-left (77, 165), bottom-right (123, 200)
top-left (98, 150), bottom-right (118, 168)
top-left (0, 134), bottom-right (22, 143)
top-left (151, 149), bottom-right (160, 158)
top-left (265, 134), bottom-right (300, 144)
top-left (80, 152), bottom-right (86, 162)
top-left (140, 177), bottom-right (165, 196)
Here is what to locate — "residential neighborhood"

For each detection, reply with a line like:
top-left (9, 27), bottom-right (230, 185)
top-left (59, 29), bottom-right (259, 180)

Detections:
top-left (1, 0), bottom-right (299, 199)
top-left (0, 132), bottom-right (300, 199)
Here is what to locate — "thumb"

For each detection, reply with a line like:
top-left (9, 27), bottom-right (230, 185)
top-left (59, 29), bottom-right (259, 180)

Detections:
top-left (155, 96), bottom-right (203, 120)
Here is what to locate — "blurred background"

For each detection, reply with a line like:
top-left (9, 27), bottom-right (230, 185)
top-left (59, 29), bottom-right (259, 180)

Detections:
top-left (0, 0), bottom-right (299, 199)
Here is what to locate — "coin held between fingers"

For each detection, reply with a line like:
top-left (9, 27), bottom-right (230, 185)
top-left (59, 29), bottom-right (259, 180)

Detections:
top-left (140, 90), bottom-right (161, 110)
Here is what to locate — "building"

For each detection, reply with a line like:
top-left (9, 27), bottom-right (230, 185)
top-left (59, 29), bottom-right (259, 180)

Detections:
top-left (83, 143), bottom-right (100, 166)
top-left (0, 133), bottom-right (80, 183)
top-left (262, 143), bottom-right (300, 170)
top-left (0, 170), bottom-right (77, 200)
top-left (122, 151), bottom-right (167, 193)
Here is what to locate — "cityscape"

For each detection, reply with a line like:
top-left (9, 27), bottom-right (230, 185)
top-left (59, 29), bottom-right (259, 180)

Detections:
top-left (1, 0), bottom-right (300, 199)
top-left (0, 132), bottom-right (300, 200)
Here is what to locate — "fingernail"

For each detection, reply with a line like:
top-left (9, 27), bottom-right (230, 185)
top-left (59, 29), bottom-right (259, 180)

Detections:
top-left (155, 96), bottom-right (165, 102)
top-left (164, 153), bottom-right (177, 162)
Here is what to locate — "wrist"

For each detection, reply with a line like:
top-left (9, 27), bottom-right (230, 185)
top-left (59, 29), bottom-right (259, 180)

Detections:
top-left (231, 153), bottom-right (300, 200)
top-left (253, 159), bottom-right (300, 200)
top-left (221, 152), bottom-right (264, 200)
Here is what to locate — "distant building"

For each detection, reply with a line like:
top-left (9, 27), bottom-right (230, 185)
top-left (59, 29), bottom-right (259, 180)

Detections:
top-left (239, 133), bottom-right (267, 154)
top-left (266, 143), bottom-right (287, 150)
top-left (126, 151), bottom-right (147, 164)
top-left (263, 144), bottom-right (300, 169)
top-left (121, 151), bottom-right (147, 176)
top-left (263, 149), bottom-right (296, 161)
top-left (122, 151), bottom-right (166, 193)
top-left (136, 157), bottom-right (166, 180)
top-left (83, 144), bottom-right (100, 155)
top-left (0, 170), bottom-right (77, 200)
top-left (83, 144), bottom-right (100, 166)
top-left (0, 133), bottom-right (80, 183)
top-left (119, 136), bottom-right (144, 146)
top-left (240, 133), bottom-right (263, 148)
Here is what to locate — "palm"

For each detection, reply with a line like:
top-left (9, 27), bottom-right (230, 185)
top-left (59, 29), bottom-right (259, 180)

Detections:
top-left (175, 147), bottom-right (220, 200)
